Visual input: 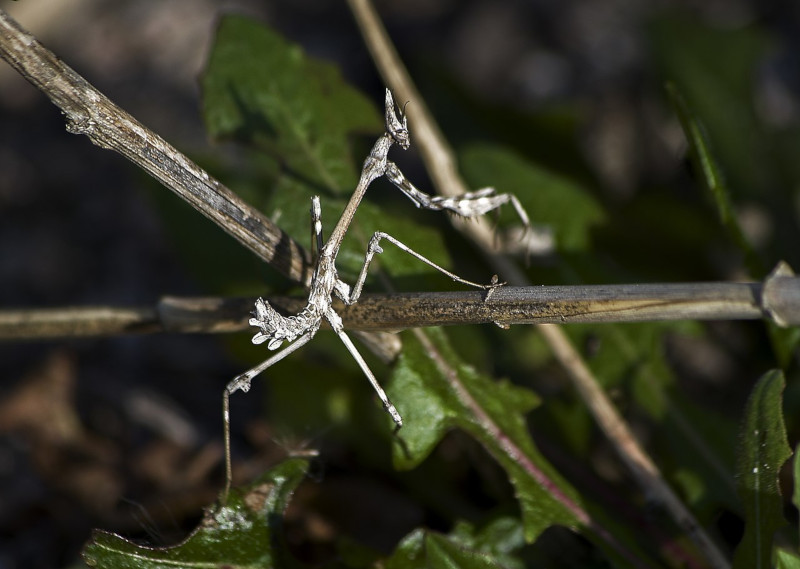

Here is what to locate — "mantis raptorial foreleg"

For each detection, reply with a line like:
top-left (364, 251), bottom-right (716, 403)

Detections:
top-left (384, 161), bottom-right (531, 228)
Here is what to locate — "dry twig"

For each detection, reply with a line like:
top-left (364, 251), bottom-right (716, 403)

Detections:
top-left (0, 8), bottom-right (312, 286)
top-left (2, 274), bottom-right (799, 341)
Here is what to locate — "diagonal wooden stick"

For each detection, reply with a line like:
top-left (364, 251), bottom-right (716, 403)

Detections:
top-left (0, 8), bottom-right (313, 287)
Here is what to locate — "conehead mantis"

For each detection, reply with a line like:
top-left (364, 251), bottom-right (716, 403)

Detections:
top-left (222, 89), bottom-right (531, 499)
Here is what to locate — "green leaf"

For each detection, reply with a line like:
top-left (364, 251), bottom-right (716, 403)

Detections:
top-left (389, 328), bottom-right (648, 566)
top-left (777, 549), bottom-right (800, 569)
top-left (795, 444), bottom-right (800, 543)
top-left (448, 518), bottom-right (527, 569)
top-left (666, 82), bottom-right (764, 278)
top-left (385, 529), bottom-right (515, 569)
top-left (425, 533), bottom-right (511, 569)
top-left (82, 458), bottom-right (309, 569)
top-left (459, 143), bottom-right (605, 253)
top-left (733, 370), bottom-right (792, 569)
top-left (202, 14), bottom-right (381, 193)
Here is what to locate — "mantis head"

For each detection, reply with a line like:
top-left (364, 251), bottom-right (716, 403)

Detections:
top-left (384, 88), bottom-right (410, 150)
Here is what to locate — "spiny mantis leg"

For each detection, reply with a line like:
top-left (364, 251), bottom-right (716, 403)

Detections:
top-left (384, 162), bottom-right (531, 229)
top-left (340, 231), bottom-right (501, 306)
top-left (222, 331), bottom-right (315, 500)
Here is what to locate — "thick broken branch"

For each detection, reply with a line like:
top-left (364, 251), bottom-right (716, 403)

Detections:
top-left (0, 8), bottom-right (313, 286)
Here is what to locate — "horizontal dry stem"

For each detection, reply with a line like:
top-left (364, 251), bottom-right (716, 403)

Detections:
top-left (2, 277), bottom-right (797, 340)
